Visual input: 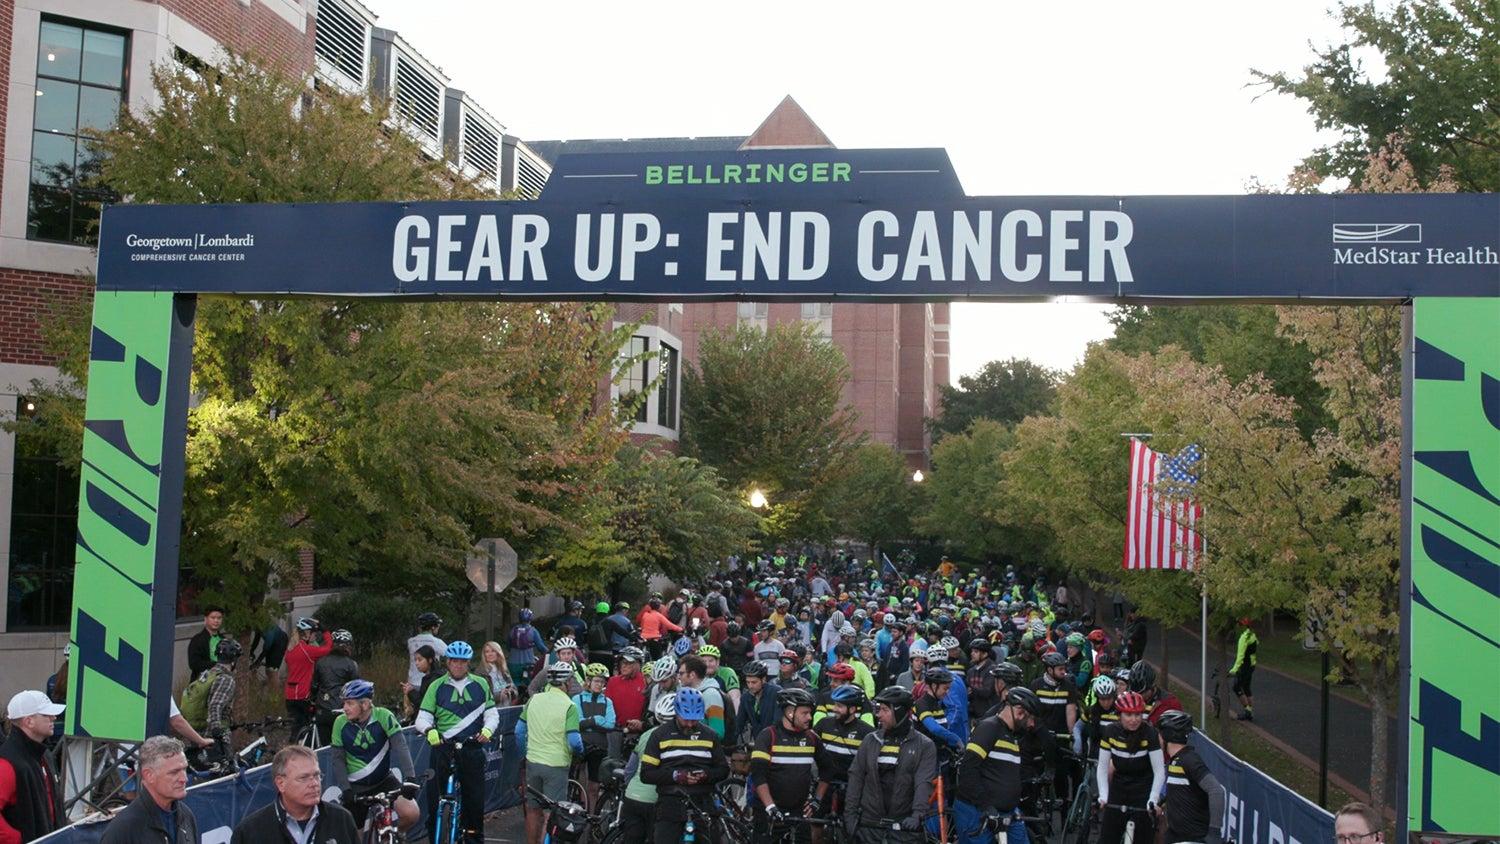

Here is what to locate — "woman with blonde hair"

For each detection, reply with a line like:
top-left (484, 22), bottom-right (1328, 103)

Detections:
top-left (481, 641), bottom-right (518, 705)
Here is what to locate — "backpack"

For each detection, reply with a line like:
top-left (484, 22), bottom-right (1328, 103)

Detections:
top-left (509, 624), bottom-right (535, 652)
top-left (180, 669), bottom-right (216, 731)
top-left (667, 601), bottom-right (685, 626)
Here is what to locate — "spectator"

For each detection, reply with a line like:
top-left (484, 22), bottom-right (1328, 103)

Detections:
top-left (99, 736), bottom-right (198, 844)
top-left (187, 605), bottom-right (225, 677)
top-left (408, 612), bottom-right (447, 690)
top-left (0, 691), bottom-right (65, 843)
top-left (231, 745), bottom-right (359, 844)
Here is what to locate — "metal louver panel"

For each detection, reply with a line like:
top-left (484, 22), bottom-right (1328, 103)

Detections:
top-left (462, 116), bottom-right (500, 179)
top-left (315, 0), bottom-right (366, 84)
top-left (394, 55), bottom-right (440, 140)
top-left (515, 154), bottom-right (548, 199)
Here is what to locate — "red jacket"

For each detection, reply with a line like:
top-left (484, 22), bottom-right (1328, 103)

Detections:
top-left (606, 673), bottom-right (648, 728)
top-left (283, 632), bottom-right (331, 701)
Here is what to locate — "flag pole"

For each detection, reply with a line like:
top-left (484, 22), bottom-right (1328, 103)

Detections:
top-left (1201, 580), bottom-right (1208, 727)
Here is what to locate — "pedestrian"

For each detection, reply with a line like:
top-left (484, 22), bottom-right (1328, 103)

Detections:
top-left (409, 612), bottom-right (447, 691)
top-left (230, 744), bottom-right (360, 844)
top-left (187, 604), bottom-right (226, 677)
top-left (99, 736), bottom-right (198, 844)
top-left (0, 691), bottom-right (66, 843)
top-left (1112, 589), bottom-right (1126, 624)
top-left (1231, 617), bottom-right (1259, 721)
top-left (480, 640), bottom-right (518, 706)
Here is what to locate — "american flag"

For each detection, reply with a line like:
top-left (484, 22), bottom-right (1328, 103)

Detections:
top-left (1123, 439), bottom-right (1203, 570)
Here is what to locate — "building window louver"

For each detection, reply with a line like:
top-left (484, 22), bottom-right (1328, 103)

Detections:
top-left (314, 0), bottom-right (366, 84)
top-left (393, 56), bottom-right (440, 140)
top-left (463, 116), bottom-right (499, 180)
top-left (515, 154), bottom-right (548, 199)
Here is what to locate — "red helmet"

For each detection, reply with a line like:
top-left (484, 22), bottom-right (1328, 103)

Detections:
top-left (827, 663), bottom-right (856, 681)
top-left (1115, 691), bottom-right (1147, 714)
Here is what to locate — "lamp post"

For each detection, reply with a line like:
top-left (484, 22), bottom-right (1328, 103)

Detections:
top-left (912, 469), bottom-right (924, 483)
top-left (749, 488), bottom-right (768, 509)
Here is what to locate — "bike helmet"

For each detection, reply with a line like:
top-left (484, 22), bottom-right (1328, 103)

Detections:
top-left (830, 685), bottom-right (866, 708)
top-left (852, 609), bottom-right (867, 622)
top-left (1004, 687), bottom-right (1041, 715)
top-left (569, 601), bottom-right (584, 612)
top-left (1065, 633), bottom-right (1086, 649)
top-left (725, 622), bottom-right (741, 637)
top-left (651, 656), bottom-right (678, 682)
top-left (584, 663), bottom-right (611, 679)
top-left (872, 686), bottom-right (914, 719)
top-left (939, 635), bottom-right (961, 651)
top-left (672, 637), bottom-right (692, 657)
top-left (910, 641), bottom-right (929, 658)
top-left (1115, 690), bottom-right (1147, 713)
top-left (554, 636), bottom-right (579, 651)
top-left (1029, 620), bottom-right (1048, 638)
top-left (520, 608), bottom-right (534, 622)
top-left (619, 646), bottom-right (646, 664)
top-left (652, 692), bottom-right (678, 721)
top-left (698, 644), bottom-right (721, 659)
top-left (331, 629), bottom-right (353, 646)
top-left (779, 649), bottom-right (799, 664)
top-left (296, 617), bottom-right (318, 632)
top-left (547, 661), bottom-right (576, 686)
top-left (826, 663), bottom-right (856, 681)
top-left (215, 638), bottom-right (243, 663)
top-left (990, 662), bottom-right (1024, 685)
top-left (1128, 660), bottom-right (1156, 693)
top-left (1157, 710), bottom-right (1194, 743)
top-left (834, 643), bottom-right (854, 658)
top-left (969, 638), bottom-right (991, 653)
top-left (757, 619), bottom-right (775, 632)
top-left (1092, 676), bottom-right (1118, 698)
top-left (1042, 651), bottom-right (1068, 668)
top-left (341, 679), bottom-right (374, 700)
top-left (924, 667), bottom-right (955, 685)
top-left (445, 641), bottom-right (474, 660)
top-left (675, 687), bottom-right (706, 720)
top-left (742, 661), bottom-right (769, 678)
top-left (858, 638), bottom-right (877, 651)
top-left (596, 602), bottom-right (611, 614)
top-left (840, 624), bottom-right (856, 637)
top-left (777, 687), bottom-right (817, 710)
top-left (926, 647), bottom-right (949, 665)
top-left (1097, 651), bottom-right (1119, 667)
top-left (418, 612), bottom-right (442, 627)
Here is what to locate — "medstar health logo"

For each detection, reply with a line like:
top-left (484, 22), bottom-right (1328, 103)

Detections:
top-left (1332, 223), bottom-right (1423, 243)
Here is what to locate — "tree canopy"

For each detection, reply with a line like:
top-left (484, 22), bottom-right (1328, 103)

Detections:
top-left (929, 357), bottom-right (1058, 442)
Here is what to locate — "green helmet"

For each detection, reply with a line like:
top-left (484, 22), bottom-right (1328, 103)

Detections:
top-left (596, 601), bottom-right (611, 614)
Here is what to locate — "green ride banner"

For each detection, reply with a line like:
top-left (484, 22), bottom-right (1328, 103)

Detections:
top-left (66, 292), bottom-right (196, 741)
top-left (1408, 297), bottom-right (1500, 834)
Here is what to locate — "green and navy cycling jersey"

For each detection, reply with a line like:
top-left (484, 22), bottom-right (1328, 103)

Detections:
top-left (333, 706), bottom-right (404, 785)
top-left (415, 673), bottom-right (499, 741)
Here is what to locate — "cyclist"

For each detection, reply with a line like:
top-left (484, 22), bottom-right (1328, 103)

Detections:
top-left (915, 668), bottom-right (963, 755)
top-left (417, 641), bottom-right (499, 844)
top-left (602, 602), bottom-right (638, 656)
top-left (312, 629), bottom-right (361, 746)
top-left (1081, 675), bottom-right (1121, 759)
top-left (1095, 690), bottom-right (1165, 844)
top-left (893, 642), bottom-right (927, 691)
top-left (1031, 650), bottom-right (1081, 798)
top-left (1128, 661), bottom-right (1184, 726)
top-left (508, 609), bottom-right (549, 689)
top-left (528, 637), bottom-right (584, 698)
top-left (778, 649), bottom-right (812, 691)
top-left (285, 617), bottom-right (331, 732)
top-left (639, 686), bottom-right (731, 844)
top-left (197, 638), bottom-right (242, 758)
top-left (751, 687), bottom-right (820, 844)
top-left (700, 644), bottom-right (742, 715)
top-left (408, 612), bottom-right (447, 695)
top-left (618, 694), bottom-right (679, 844)
top-left (1158, 711), bottom-right (1225, 844)
top-left (574, 663), bottom-right (617, 809)
top-left (517, 661), bottom-right (583, 844)
top-left (606, 647), bottom-right (650, 741)
top-left (676, 655), bottom-right (728, 741)
top-left (812, 684), bottom-right (875, 822)
top-left (984, 661), bottom-right (1024, 717)
top-left (844, 686), bottom-right (937, 844)
top-left (331, 680), bottom-right (419, 832)
top-left (953, 687), bottom-right (1041, 844)
top-left (737, 661), bottom-right (782, 747)
top-left (647, 655), bottom-right (678, 715)
top-left (966, 638), bottom-right (999, 720)
top-left (1231, 618), bottom-right (1258, 721)
top-left (753, 621), bottom-right (785, 674)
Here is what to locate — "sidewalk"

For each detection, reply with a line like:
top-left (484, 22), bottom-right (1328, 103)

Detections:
top-left (1145, 622), bottom-right (1399, 805)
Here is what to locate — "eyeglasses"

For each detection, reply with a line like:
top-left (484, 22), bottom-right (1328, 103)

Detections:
top-left (1336, 834), bottom-right (1378, 844)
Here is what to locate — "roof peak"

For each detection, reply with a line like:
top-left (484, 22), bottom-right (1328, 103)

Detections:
top-left (741, 96), bottom-right (835, 150)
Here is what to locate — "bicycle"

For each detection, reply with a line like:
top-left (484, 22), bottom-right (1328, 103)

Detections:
top-left (968, 810), bottom-right (1051, 844)
top-left (1100, 804), bottom-right (1156, 844)
top-left (1061, 758), bottom-right (1099, 844)
top-left (345, 779), bottom-right (422, 844)
top-left (527, 783), bottom-right (598, 844)
top-left (431, 739), bottom-right (470, 844)
top-left (587, 760), bottom-right (629, 843)
top-left (775, 813), bottom-right (844, 844)
top-left (717, 774), bottom-right (752, 827)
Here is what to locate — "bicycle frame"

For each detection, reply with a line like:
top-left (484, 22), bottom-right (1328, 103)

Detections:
top-left (432, 740), bottom-right (466, 844)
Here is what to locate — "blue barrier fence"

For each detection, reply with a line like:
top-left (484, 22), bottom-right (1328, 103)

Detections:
top-left (38, 707), bottom-right (524, 844)
top-left (1193, 728), bottom-right (1335, 844)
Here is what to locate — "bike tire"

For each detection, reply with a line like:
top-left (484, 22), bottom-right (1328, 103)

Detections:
top-left (293, 724), bottom-right (320, 750)
top-left (567, 778), bottom-right (588, 810)
top-left (437, 800), bottom-right (460, 844)
top-left (718, 776), bottom-right (750, 825)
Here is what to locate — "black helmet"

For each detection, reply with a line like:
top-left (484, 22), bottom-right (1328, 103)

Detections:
top-left (742, 661), bottom-right (769, 678)
top-left (1128, 660), bottom-right (1156, 693)
top-left (215, 638), bottom-right (243, 663)
top-left (990, 662), bottom-right (1024, 685)
top-left (1042, 651), bottom-right (1068, 667)
top-left (418, 611), bottom-right (442, 627)
top-left (924, 667), bottom-right (954, 685)
top-left (969, 638), bottom-right (991, 653)
top-left (1004, 687), bottom-right (1041, 715)
top-left (872, 686), bottom-right (914, 718)
top-left (1157, 710), bottom-right (1194, 743)
top-left (776, 688), bottom-right (816, 710)
top-left (725, 622), bottom-right (741, 637)
top-left (569, 601), bottom-right (584, 612)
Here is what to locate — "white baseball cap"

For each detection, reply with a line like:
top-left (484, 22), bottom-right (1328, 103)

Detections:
top-left (8, 690), bottom-right (65, 719)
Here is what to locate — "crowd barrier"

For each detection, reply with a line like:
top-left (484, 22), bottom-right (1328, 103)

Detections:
top-left (1194, 728), bottom-right (1335, 844)
top-left (37, 706), bottom-right (524, 844)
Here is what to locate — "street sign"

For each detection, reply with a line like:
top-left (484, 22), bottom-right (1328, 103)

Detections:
top-left (465, 537), bottom-right (518, 593)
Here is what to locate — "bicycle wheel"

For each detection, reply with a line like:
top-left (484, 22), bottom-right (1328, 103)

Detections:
top-left (718, 777), bottom-right (750, 824)
top-left (293, 723), bottom-right (319, 749)
top-left (436, 800), bottom-right (460, 844)
top-left (567, 778), bottom-right (588, 809)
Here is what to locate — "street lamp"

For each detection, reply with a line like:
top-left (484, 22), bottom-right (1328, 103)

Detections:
top-left (912, 470), bottom-right (924, 483)
top-left (749, 488), bottom-right (768, 509)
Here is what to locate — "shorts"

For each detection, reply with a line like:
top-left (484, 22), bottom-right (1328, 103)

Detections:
top-left (1232, 666), bottom-right (1255, 697)
top-left (526, 762), bottom-right (569, 809)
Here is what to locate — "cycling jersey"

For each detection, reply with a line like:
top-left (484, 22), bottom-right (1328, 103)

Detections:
top-left (956, 715), bottom-right (1023, 812)
top-left (1096, 721), bottom-right (1164, 806)
top-left (915, 690), bottom-right (962, 750)
top-left (750, 723), bottom-right (818, 811)
top-left (416, 674), bottom-right (498, 743)
top-left (812, 713), bottom-right (875, 785)
top-left (1165, 744), bottom-right (1223, 844)
top-left (332, 706), bottom-right (405, 786)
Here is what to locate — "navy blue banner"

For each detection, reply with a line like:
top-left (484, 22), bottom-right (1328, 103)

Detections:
top-left (1192, 729), bottom-right (1334, 844)
top-left (94, 149), bottom-right (1500, 301)
top-left (39, 709), bottom-right (523, 844)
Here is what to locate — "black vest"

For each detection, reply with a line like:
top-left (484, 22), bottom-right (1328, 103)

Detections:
top-left (0, 729), bottom-right (62, 841)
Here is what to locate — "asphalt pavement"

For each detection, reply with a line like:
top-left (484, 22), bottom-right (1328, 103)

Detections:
top-left (1144, 621), bottom-right (1399, 805)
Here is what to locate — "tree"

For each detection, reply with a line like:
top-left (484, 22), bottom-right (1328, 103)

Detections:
top-left (916, 419), bottom-right (1054, 567)
top-left (828, 444), bottom-right (919, 557)
top-left (928, 357), bottom-right (1059, 442)
top-left (7, 50), bottom-right (635, 629)
top-left (680, 322), bottom-right (866, 543)
top-left (1252, 0), bottom-right (1499, 191)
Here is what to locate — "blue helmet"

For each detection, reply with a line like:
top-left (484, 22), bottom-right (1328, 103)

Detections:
top-left (519, 608), bottom-right (533, 622)
top-left (830, 684), bottom-right (866, 708)
top-left (675, 687), bottom-right (706, 720)
top-left (672, 636), bottom-right (692, 657)
top-left (445, 641), bottom-right (474, 660)
top-left (341, 679), bottom-right (374, 700)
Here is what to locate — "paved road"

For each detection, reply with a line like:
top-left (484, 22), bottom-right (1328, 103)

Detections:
top-left (1143, 621), bottom-right (1399, 804)
top-left (484, 805), bottom-right (525, 843)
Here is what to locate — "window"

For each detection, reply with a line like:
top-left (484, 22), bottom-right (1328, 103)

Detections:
top-left (737, 301), bottom-right (768, 329)
top-left (619, 335), bottom-right (650, 423)
top-left (802, 301), bottom-right (833, 339)
top-left (656, 343), bottom-right (679, 430)
top-left (7, 398), bottom-right (79, 630)
top-left (30, 19), bottom-right (127, 245)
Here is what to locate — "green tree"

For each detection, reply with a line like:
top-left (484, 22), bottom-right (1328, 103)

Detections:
top-left (7, 50), bottom-right (634, 630)
top-left (1252, 0), bottom-right (1499, 191)
top-left (928, 357), bottom-right (1059, 442)
top-left (828, 443), bottom-right (919, 557)
top-left (917, 419), bottom-right (1054, 568)
top-left (680, 322), bottom-right (866, 543)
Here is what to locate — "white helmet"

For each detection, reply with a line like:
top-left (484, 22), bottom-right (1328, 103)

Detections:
top-left (554, 636), bottom-right (579, 650)
top-left (653, 692), bottom-right (678, 720)
top-left (651, 656), bottom-right (677, 682)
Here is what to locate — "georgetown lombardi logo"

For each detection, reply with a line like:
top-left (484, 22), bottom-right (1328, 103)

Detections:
top-left (1332, 223), bottom-right (1423, 244)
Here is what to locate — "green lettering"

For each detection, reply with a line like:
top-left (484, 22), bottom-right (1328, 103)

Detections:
top-left (687, 165), bottom-right (702, 185)
top-left (766, 163), bottom-right (784, 183)
top-left (790, 163), bottom-right (807, 183)
top-left (705, 165), bottom-right (720, 185)
top-left (724, 165), bottom-right (742, 184)
top-left (668, 165), bottom-right (684, 185)
top-left (833, 162), bottom-right (852, 182)
top-left (812, 163), bottom-right (829, 182)
top-left (747, 164), bottom-right (762, 183)
top-left (646, 165), bottom-right (663, 185)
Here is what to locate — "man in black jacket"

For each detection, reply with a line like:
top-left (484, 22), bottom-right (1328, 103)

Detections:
top-left (100, 736), bottom-right (199, 844)
top-left (0, 691), bottom-right (65, 843)
top-left (187, 605), bottom-right (226, 677)
top-left (231, 745), bottom-right (359, 844)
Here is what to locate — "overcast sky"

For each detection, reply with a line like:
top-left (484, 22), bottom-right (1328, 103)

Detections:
top-left (369, 0), bottom-right (1350, 378)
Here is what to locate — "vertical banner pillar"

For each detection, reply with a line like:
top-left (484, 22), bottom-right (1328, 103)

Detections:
top-left (65, 292), bottom-right (196, 741)
top-left (1406, 297), bottom-right (1500, 835)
